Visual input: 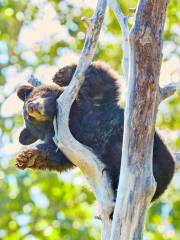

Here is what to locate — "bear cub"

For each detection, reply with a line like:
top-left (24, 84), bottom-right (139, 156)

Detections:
top-left (16, 61), bottom-right (175, 201)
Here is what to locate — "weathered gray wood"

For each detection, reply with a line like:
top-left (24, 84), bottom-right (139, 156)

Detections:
top-left (108, 0), bottom-right (129, 82)
top-left (54, 0), bottom-right (106, 179)
top-left (110, 0), bottom-right (169, 239)
top-left (53, 1), bottom-right (114, 240)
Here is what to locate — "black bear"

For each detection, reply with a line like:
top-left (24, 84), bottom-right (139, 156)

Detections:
top-left (16, 61), bottom-right (175, 201)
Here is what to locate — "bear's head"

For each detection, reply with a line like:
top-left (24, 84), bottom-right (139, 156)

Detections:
top-left (17, 84), bottom-right (64, 145)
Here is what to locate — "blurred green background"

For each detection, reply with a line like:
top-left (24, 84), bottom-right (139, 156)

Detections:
top-left (0, 0), bottom-right (179, 239)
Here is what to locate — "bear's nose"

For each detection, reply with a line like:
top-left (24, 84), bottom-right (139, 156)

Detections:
top-left (27, 102), bottom-right (39, 113)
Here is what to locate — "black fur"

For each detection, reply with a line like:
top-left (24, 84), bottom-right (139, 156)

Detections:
top-left (16, 61), bottom-right (175, 201)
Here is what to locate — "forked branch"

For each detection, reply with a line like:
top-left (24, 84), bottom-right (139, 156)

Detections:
top-left (53, 1), bottom-right (114, 240)
top-left (53, 0), bottom-right (106, 180)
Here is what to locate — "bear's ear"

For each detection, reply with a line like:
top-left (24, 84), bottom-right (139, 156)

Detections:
top-left (16, 85), bottom-right (34, 101)
top-left (19, 128), bottom-right (38, 145)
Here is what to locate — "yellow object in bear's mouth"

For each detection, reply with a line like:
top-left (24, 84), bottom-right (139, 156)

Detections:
top-left (26, 98), bottom-right (46, 121)
top-left (28, 111), bottom-right (46, 121)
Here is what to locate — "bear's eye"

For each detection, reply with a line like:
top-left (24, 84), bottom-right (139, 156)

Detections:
top-left (41, 92), bottom-right (52, 98)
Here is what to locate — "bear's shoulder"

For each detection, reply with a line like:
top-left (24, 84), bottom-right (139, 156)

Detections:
top-left (53, 61), bottom-right (122, 104)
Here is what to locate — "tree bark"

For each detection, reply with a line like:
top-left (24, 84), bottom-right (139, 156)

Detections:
top-left (108, 0), bottom-right (129, 82)
top-left (110, 0), bottom-right (169, 239)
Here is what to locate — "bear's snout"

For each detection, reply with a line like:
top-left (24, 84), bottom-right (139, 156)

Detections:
top-left (28, 102), bottom-right (39, 113)
top-left (26, 98), bottom-right (46, 121)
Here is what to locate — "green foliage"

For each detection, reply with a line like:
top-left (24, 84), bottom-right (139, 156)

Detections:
top-left (0, 167), bottom-right (99, 240)
top-left (0, 0), bottom-right (179, 239)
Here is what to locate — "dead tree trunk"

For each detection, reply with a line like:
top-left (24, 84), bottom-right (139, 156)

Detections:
top-left (110, 0), bottom-right (170, 239)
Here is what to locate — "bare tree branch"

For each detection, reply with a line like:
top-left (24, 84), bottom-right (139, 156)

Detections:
top-left (28, 74), bottom-right (42, 87)
top-left (53, 1), bottom-right (114, 239)
top-left (110, 0), bottom-right (169, 239)
top-left (160, 82), bottom-right (180, 102)
top-left (108, 0), bottom-right (129, 82)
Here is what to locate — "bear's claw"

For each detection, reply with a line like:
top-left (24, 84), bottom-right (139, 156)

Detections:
top-left (16, 149), bottom-right (39, 170)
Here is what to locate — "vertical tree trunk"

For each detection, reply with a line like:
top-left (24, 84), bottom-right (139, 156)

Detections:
top-left (110, 1), bottom-right (169, 239)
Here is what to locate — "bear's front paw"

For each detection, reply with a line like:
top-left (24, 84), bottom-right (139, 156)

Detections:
top-left (16, 149), bottom-right (40, 170)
